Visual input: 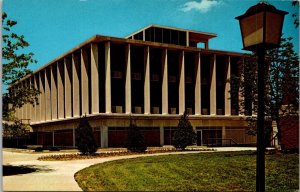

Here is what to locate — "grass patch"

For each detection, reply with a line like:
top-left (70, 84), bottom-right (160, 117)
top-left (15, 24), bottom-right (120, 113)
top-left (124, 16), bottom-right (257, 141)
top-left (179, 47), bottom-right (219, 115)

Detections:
top-left (75, 151), bottom-right (299, 191)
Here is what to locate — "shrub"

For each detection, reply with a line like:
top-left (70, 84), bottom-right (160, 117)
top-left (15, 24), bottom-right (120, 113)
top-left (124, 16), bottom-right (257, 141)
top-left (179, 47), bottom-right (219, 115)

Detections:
top-left (3, 120), bottom-right (30, 139)
top-left (49, 147), bottom-right (60, 151)
top-left (19, 145), bottom-right (28, 149)
top-left (125, 119), bottom-right (146, 152)
top-left (173, 111), bottom-right (197, 150)
top-left (75, 115), bottom-right (98, 155)
top-left (34, 147), bottom-right (43, 152)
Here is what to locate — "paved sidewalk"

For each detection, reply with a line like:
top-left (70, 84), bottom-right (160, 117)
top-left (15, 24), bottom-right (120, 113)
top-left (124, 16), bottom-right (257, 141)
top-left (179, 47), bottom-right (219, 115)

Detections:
top-left (3, 147), bottom-right (256, 191)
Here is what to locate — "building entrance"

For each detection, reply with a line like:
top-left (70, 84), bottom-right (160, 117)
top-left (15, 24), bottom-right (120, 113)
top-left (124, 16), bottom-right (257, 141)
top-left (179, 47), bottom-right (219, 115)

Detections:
top-left (197, 130), bottom-right (202, 146)
top-left (197, 128), bottom-right (222, 146)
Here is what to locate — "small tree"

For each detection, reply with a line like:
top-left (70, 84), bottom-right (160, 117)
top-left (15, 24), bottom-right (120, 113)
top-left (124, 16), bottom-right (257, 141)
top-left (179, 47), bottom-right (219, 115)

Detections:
top-left (3, 120), bottom-right (31, 147)
top-left (231, 37), bottom-right (299, 147)
top-left (75, 115), bottom-right (97, 155)
top-left (125, 118), bottom-right (146, 152)
top-left (2, 12), bottom-right (39, 120)
top-left (174, 111), bottom-right (197, 150)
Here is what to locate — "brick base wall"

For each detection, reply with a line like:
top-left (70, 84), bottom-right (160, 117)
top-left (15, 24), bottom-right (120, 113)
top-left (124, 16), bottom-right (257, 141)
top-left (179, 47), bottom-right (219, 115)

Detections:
top-left (280, 116), bottom-right (299, 151)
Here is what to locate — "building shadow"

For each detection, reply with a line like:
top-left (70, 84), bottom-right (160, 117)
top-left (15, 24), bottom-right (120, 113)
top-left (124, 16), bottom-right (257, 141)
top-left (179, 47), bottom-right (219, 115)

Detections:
top-left (3, 165), bottom-right (53, 176)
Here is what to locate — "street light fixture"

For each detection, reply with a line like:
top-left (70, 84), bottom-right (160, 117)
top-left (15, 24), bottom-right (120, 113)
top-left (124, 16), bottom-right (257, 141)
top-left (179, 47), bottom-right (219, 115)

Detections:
top-left (236, 2), bottom-right (287, 51)
top-left (235, 2), bottom-right (287, 192)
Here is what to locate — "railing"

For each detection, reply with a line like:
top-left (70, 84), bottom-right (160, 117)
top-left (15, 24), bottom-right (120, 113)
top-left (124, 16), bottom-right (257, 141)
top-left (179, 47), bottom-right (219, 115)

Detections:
top-left (205, 138), bottom-right (238, 147)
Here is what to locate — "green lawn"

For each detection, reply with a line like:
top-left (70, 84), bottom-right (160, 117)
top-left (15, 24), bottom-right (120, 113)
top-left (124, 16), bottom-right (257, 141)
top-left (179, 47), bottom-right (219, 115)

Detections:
top-left (75, 151), bottom-right (299, 191)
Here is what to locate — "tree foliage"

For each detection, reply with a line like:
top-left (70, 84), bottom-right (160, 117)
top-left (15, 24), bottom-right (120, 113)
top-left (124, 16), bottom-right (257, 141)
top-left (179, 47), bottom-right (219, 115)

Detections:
top-left (173, 111), bottom-right (197, 150)
top-left (3, 120), bottom-right (31, 138)
top-left (292, 0), bottom-right (299, 28)
top-left (232, 37), bottom-right (299, 144)
top-left (2, 12), bottom-right (39, 120)
top-left (125, 118), bottom-right (146, 152)
top-left (75, 115), bottom-right (98, 155)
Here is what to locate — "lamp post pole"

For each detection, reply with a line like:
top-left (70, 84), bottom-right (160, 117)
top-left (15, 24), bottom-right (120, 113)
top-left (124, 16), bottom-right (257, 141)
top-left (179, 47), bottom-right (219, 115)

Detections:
top-left (256, 47), bottom-right (266, 192)
top-left (235, 2), bottom-right (287, 192)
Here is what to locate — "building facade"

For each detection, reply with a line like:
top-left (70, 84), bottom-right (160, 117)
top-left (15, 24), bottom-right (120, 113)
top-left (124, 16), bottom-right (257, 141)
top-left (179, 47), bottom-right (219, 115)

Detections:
top-left (10, 25), bottom-right (256, 148)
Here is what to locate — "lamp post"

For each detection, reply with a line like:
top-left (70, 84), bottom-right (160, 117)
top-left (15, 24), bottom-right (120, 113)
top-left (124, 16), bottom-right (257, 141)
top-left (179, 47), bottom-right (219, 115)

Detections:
top-left (235, 2), bottom-right (287, 192)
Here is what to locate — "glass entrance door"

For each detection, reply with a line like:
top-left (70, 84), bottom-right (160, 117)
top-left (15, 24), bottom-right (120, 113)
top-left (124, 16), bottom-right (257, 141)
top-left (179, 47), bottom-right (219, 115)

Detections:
top-left (197, 130), bottom-right (202, 146)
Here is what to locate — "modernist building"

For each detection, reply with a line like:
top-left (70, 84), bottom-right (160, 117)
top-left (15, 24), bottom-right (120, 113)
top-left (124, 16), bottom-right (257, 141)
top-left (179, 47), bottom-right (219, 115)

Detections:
top-left (10, 25), bottom-right (256, 148)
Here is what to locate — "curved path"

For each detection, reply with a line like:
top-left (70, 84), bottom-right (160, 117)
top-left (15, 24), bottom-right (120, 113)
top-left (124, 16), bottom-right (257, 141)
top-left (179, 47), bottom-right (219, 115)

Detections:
top-left (3, 147), bottom-right (256, 191)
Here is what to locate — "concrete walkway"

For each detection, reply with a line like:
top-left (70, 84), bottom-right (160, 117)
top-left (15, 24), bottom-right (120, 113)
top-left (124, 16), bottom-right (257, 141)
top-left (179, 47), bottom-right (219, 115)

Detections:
top-left (3, 147), bottom-right (256, 191)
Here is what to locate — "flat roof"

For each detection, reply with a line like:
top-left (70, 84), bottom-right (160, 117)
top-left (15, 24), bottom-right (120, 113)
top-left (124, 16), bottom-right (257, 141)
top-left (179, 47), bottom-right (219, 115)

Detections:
top-left (125, 24), bottom-right (217, 43)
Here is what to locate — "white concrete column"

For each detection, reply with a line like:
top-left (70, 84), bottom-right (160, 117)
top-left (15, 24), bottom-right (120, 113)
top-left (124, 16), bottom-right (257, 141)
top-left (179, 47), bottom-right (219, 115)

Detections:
top-left (105, 42), bottom-right (111, 113)
top-left (101, 126), bottom-right (108, 148)
top-left (20, 84), bottom-right (24, 119)
top-left (210, 54), bottom-right (217, 115)
top-left (24, 81), bottom-right (29, 121)
top-left (186, 32), bottom-right (189, 47)
top-left (125, 44), bottom-right (131, 114)
top-left (144, 46), bottom-right (151, 114)
top-left (21, 85), bottom-right (25, 120)
top-left (25, 80), bottom-right (29, 120)
top-left (28, 79), bottom-right (32, 121)
top-left (24, 82), bottom-right (28, 120)
top-left (34, 75), bottom-right (40, 122)
top-left (64, 58), bottom-right (72, 118)
top-left (17, 86), bottom-right (21, 119)
top-left (20, 83), bottom-right (24, 120)
top-left (222, 126), bottom-right (226, 146)
top-left (179, 50), bottom-right (185, 115)
top-left (20, 82), bottom-right (25, 120)
top-left (39, 71), bottom-right (46, 122)
top-left (162, 49), bottom-right (168, 115)
top-left (57, 61), bottom-right (64, 119)
top-left (195, 52), bottom-right (201, 115)
top-left (73, 127), bottom-right (76, 148)
top-left (225, 56), bottom-right (231, 116)
top-left (91, 43), bottom-right (99, 114)
top-left (272, 121), bottom-right (279, 149)
top-left (52, 131), bottom-right (55, 147)
top-left (51, 64), bottom-right (58, 120)
top-left (14, 86), bottom-right (20, 119)
top-left (143, 30), bottom-right (146, 41)
top-left (160, 126), bottom-right (164, 146)
top-left (45, 68), bottom-right (52, 121)
top-left (29, 78), bottom-right (34, 122)
top-left (81, 48), bottom-right (89, 115)
top-left (72, 53), bottom-right (80, 117)
top-left (21, 84), bottom-right (25, 120)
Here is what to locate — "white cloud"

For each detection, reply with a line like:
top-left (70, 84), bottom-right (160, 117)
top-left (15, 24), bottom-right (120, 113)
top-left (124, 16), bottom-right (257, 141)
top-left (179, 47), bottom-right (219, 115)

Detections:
top-left (180, 0), bottom-right (222, 13)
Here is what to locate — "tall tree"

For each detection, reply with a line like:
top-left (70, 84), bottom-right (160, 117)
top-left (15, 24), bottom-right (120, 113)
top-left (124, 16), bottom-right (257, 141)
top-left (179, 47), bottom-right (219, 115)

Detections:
top-left (75, 115), bottom-right (98, 155)
top-left (2, 12), bottom-right (39, 120)
top-left (292, 0), bottom-right (299, 28)
top-left (125, 117), bottom-right (146, 152)
top-left (173, 111), bottom-right (197, 150)
top-left (232, 37), bottom-right (299, 145)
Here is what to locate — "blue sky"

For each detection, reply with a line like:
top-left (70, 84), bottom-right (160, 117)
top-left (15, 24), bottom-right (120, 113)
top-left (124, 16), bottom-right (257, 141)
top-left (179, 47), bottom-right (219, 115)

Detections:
top-left (3, 0), bottom-right (299, 73)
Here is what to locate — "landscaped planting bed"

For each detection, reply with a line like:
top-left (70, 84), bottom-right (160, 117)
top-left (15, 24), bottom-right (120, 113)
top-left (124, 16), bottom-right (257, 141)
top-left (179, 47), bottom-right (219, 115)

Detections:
top-left (38, 148), bottom-right (214, 161)
top-left (74, 151), bottom-right (299, 191)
